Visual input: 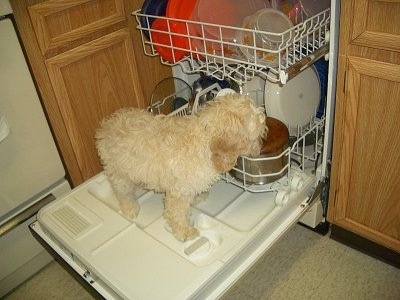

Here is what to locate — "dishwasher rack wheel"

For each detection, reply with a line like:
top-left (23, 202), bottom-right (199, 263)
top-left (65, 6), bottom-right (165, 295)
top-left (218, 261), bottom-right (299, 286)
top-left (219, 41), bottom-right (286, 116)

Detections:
top-left (275, 190), bottom-right (289, 206)
top-left (290, 175), bottom-right (304, 192)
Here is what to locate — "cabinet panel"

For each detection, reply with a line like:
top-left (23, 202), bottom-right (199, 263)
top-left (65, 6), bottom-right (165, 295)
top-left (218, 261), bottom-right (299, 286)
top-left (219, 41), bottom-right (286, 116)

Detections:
top-left (46, 29), bottom-right (144, 181)
top-left (351, 0), bottom-right (400, 52)
top-left (10, 0), bottom-right (171, 187)
top-left (329, 56), bottom-right (400, 252)
top-left (29, 0), bottom-right (125, 55)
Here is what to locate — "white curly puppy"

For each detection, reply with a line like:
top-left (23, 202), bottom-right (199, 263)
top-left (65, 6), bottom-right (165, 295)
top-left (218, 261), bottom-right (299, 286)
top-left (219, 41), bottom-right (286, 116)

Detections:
top-left (95, 93), bottom-right (267, 241)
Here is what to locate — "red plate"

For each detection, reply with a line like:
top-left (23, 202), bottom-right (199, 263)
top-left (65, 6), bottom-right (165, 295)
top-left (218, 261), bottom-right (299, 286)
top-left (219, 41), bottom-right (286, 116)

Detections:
top-left (166, 0), bottom-right (197, 19)
top-left (150, 18), bottom-right (189, 63)
top-left (151, 0), bottom-right (197, 62)
top-left (166, 0), bottom-right (202, 60)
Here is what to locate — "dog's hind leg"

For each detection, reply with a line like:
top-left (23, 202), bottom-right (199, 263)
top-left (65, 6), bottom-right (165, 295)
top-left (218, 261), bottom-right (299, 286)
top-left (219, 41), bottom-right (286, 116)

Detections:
top-left (164, 192), bottom-right (199, 241)
top-left (193, 192), bottom-right (209, 205)
top-left (109, 176), bottom-right (140, 220)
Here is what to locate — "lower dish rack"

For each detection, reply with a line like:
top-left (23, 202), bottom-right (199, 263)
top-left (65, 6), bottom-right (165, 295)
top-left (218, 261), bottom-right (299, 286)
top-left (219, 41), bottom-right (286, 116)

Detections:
top-left (223, 116), bottom-right (324, 196)
top-left (132, 7), bottom-right (330, 85)
top-left (149, 85), bottom-right (325, 202)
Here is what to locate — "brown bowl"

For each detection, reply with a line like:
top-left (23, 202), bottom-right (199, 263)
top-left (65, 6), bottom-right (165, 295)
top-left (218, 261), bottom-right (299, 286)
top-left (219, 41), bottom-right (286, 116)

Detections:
top-left (230, 117), bottom-right (289, 184)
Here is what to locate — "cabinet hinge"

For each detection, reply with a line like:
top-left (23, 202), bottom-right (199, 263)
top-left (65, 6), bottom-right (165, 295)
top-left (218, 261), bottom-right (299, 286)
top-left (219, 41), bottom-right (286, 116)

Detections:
top-left (343, 71), bottom-right (347, 93)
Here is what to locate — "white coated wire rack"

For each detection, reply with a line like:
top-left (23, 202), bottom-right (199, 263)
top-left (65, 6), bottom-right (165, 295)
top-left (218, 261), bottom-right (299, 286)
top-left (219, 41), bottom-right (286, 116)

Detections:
top-left (149, 84), bottom-right (325, 194)
top-left (132, 7), bottom-right (330, 85)
top-left (223, 116), bottom-right (325, 194)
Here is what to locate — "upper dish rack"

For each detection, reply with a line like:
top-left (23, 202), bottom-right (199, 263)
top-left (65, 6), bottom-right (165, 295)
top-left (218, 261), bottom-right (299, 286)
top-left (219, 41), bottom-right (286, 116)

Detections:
top-left (132, 7), bottom-right (330, 84)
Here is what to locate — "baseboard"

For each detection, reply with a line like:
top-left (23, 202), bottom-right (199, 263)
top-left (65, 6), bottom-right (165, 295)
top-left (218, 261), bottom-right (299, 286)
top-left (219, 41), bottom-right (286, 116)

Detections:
top-left (298, 220), bottom-right (330, 235)
top-left (330, 224), bottom-right (400, 268)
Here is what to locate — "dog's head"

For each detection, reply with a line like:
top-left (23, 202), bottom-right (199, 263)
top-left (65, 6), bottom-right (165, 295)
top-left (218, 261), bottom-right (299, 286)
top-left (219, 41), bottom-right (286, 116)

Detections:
top-left (198, 93), bottom-right (268, 173)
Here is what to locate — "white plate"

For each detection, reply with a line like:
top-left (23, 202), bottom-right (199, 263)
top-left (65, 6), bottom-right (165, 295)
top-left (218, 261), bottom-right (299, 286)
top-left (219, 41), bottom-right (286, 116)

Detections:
top-left (264, 67), bottom-right (320, 129)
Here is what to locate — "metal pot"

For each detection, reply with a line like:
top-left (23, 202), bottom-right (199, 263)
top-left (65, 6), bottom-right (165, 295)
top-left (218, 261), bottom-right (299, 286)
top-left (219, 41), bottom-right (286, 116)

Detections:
top-left (230, 117), bottom-right (289, 184)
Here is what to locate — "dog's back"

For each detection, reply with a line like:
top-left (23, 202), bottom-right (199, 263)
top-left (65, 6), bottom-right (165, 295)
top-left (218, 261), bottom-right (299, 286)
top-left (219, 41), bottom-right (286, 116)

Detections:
top-left (95, 95), bottom-right (265, 196)
top-left (95, 107), bottom-right (213, 191)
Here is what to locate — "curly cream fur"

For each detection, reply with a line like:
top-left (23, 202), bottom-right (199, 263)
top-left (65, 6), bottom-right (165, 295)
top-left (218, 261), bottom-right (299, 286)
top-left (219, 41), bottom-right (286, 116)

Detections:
top-left (95, 93), bottom-right (267, 241)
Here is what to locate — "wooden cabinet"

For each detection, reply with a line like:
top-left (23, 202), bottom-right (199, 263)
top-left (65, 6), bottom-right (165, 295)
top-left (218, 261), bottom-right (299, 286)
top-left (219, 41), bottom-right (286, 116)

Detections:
top-left (328, 0), bottom-right (400, 253)
top-left (11, 0), bottom-right (171, 186)
top-left (28, 0), bottom-right (126, 56)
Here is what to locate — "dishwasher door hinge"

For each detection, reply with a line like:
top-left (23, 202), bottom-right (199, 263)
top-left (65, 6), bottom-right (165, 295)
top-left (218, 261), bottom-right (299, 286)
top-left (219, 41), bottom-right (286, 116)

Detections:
top-left (306, 180), bottom-right (325, 206)
top-left (83, 270), bottom-right (95, 284)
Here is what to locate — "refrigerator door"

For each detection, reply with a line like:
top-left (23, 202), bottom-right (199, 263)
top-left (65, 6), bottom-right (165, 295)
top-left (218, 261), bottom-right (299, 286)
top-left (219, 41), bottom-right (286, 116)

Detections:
top-left (0, 18), bottom-right (65, 221)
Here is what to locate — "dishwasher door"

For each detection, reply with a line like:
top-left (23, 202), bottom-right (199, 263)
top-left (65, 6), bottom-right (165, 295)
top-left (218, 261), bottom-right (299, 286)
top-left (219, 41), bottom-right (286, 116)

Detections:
top-left (30, 170), bottom-right (318, 300)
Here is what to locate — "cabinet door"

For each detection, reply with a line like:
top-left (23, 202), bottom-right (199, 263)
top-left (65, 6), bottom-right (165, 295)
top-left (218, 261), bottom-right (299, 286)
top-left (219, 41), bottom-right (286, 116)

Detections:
top-left (350, 0), bottom-right (400, 52)
top-left (46, 28), bottom-right (144, 182)
top-left (328, 55), bottom-right (400, 252)
top-left (29, 0), bottom-right (126, 56)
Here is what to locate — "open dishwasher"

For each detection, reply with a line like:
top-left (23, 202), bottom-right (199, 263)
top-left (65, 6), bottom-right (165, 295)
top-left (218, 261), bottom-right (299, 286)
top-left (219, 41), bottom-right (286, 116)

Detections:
top-left (30, 1), bottom-right (338, 299)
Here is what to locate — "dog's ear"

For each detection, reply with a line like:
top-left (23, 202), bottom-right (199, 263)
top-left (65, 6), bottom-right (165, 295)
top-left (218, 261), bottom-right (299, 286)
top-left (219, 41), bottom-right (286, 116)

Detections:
top-left (210, 135), bottom-right (246, 173)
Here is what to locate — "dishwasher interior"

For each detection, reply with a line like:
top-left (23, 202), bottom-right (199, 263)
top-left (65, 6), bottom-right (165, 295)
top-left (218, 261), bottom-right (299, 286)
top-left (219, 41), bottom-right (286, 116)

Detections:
top-left (135, 1), bottom-right (332, 217)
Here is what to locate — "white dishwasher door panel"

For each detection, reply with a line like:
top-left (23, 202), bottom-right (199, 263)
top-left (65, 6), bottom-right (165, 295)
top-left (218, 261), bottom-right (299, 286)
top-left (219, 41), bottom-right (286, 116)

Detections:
top-left (33, 171), bottom-right (316, 300)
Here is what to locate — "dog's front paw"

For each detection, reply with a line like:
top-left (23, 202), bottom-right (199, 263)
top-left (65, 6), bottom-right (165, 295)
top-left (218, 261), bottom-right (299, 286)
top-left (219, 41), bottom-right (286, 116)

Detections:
top-left (120, 201), bottom-right (139, 221)
top-left (174, 226), bottom-right (199, 242)
top-left (121, 208), bottom-right (137, 220)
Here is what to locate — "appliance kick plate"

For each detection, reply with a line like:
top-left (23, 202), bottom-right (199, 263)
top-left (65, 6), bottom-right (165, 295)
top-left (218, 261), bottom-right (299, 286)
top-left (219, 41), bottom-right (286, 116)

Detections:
top-left (32, 171), bottom-right (316, 299)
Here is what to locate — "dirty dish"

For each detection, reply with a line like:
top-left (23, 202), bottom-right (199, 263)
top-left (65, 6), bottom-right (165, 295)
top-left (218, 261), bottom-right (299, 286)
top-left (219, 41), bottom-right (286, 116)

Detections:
top-left (166, 0), bottom-right (197, 19)
top-left (150, 18), bottom-right (189, 63)
top-left (153, 0), bottom-right (197, 62)
top-left (253, 8), bottom-right (293, 45)
top-left (299, 0), bottom-right (330, 18)
top-left (264, 67), bottom-right (320, 129)
top-left (140, 0), bottom-right (168, 39)
top-left (195, 0), bottom-right (269, 41)
top-left (236, 16), bottom-right (281, 67)
top-left (230, 117), bottom-right (289, 184)
top-left (149, 77), bottom-right (192, 115)
top-left (216, 88), bottom-right (236, 97)
top-left (237, 9), bottom-right (293, 67)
